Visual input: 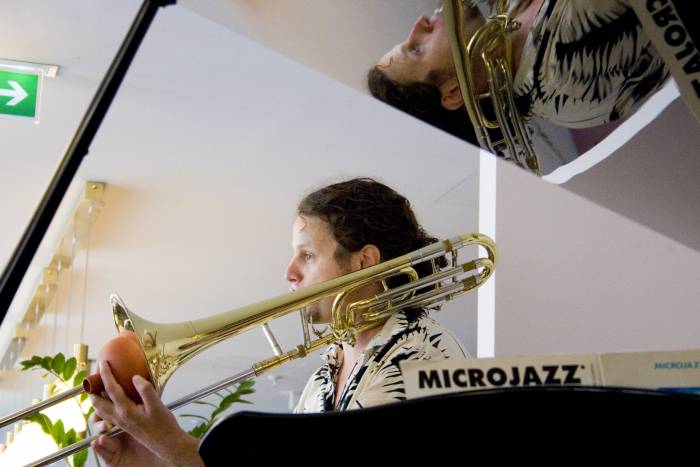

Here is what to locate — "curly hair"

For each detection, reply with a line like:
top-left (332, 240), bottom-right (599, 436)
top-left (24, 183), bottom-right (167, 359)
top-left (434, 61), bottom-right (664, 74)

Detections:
top-left (297, 178), bottom-right (446, 281)
top-left (367, 65), bottom-right (478, 145)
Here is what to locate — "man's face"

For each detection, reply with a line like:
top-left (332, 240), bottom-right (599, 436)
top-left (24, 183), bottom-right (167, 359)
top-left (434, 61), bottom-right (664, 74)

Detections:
top-left (285, 215), bottom-right (350, 324)
top-left (377, 6), bottom-right (485, 86)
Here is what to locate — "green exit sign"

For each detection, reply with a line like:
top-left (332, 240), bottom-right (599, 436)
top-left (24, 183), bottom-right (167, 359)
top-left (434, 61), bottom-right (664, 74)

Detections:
top-left (0, 68), bottom-right (42, 121)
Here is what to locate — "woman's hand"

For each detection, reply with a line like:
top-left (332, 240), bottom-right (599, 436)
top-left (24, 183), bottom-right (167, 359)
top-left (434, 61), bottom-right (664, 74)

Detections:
top-left (89, 361), bottom-right (203, 467)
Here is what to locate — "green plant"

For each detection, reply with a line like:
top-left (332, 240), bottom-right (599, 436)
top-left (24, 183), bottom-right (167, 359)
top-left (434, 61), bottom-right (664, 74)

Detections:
top-left (20, 353), bottom-right (93, 467)
top-left (181, 379), bottom-right (255, 439)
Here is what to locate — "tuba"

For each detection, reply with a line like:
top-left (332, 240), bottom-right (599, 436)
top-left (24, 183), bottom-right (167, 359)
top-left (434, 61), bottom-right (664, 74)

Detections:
top-left (443, 0), bottom-right (541, 175)
top-left (2, 233), bottom-right (496, 466)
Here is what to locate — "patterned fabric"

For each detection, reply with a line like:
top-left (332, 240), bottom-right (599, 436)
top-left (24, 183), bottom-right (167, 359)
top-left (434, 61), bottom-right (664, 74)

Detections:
top-left (294, 308), bottom-right (467, 413)
top-left (513, 0), bottom-right (670, 128)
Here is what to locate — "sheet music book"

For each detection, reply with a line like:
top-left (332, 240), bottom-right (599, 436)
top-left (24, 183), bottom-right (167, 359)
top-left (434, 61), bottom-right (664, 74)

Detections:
top-left (630, 0), bottom-right (700, 122)
top-left (401, 349), bottom-right (700, 399)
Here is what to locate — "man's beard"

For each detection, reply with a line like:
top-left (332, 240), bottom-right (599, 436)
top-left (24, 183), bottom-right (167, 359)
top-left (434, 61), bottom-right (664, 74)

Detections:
top-left (305, 303), bottom-right (323, 323)
top-left (304, 296), bottom-right (335, 324)
top-left (427, 64), bottom-right (456, 87)
top-left (304, 255), bottom-right (352, 325)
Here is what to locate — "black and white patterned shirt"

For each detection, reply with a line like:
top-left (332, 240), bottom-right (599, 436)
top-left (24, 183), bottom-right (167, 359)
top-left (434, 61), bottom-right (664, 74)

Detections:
top-left (513, 0), bottom-right (670, 128)
top-left (294, 308), bottom-right (467, 413)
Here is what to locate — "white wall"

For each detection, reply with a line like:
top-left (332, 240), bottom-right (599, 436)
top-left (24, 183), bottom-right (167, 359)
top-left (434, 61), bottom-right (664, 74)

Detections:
top-left (495, 159), bottom-right (700, 356)
top-left (563, 99), bottom-right (700, 252)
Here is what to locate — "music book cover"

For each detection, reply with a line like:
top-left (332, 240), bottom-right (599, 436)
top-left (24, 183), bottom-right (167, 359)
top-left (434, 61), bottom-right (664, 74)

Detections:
top-left (401, 349), bottom-right (700, 398)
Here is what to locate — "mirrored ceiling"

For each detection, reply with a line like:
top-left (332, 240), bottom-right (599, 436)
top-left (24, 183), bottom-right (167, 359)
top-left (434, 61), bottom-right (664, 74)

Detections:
top-left (179, 0), bottom-right (700, 252)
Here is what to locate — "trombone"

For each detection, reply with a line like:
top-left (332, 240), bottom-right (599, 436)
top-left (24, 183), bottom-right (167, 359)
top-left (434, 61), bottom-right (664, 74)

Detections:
top-left (2, 232), bottom-right (495, 466)
top-left (443, 0), bottom-right (541, 175)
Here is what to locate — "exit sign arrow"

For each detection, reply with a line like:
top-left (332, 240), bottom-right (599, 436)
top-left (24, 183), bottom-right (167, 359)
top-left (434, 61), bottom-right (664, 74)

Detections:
top-left (0, 68), bottom-right (41, 120)
top-left (0, 80), bottom-right (29, 106)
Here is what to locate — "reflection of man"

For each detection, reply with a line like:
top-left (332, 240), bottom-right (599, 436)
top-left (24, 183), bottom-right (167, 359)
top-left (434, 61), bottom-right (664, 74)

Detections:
top-left (89, 178), bottom-right (466, 466)
top-left (368, 0), bottom-right (669, 144)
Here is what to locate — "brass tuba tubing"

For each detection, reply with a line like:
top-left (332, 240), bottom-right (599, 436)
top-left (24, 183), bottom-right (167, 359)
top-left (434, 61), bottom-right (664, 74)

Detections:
top-left (5, 232), bottom-right (496, 466)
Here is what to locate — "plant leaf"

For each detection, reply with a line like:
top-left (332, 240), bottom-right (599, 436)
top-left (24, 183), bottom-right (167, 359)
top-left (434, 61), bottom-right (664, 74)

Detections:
top-left (72, 448), bottom-right (89, 467)
top-left (52, 352), bottom-right (66, 375)
top-left (73, 370), bottom-right (88, 388)
top-left (179, 379), bottom-right (256, 439)
top-left (192, 401), bottom-right (218, 409)
top-left (239, 380), bottom-right (255, 389)
top-left (21, 355), bottom-right (44, 369)
top-left (62, 357), bottom-right (77, 381)
top-left (218, 393), bottom-right (241, 408)
top-left (52, 419), bottom-right (65, 445)
top-left (20, 357), bottom-right (38, 370)
top-left (180, 414), bottom-right (210, 422)
top-left (211, 394), bottom-right (239, 419)
top-left (41, 356), bottom-right (52, 372)
top-left (63, 428), bottom-right (77, 448)
top-left (188, 421), bottom-right (214, 439)
top-left (27, 413), bottom-right (53, 435)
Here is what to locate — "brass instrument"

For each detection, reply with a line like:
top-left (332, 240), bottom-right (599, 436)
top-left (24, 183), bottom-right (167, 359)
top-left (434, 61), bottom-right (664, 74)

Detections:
top-left (443, 0), bottom-right (541, 175)
top-left (2, 233), bottom-right (496, 466)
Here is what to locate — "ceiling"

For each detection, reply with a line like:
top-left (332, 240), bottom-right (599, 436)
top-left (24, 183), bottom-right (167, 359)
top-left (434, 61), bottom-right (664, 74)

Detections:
top-left (176, 0), bottom-right (700, 251)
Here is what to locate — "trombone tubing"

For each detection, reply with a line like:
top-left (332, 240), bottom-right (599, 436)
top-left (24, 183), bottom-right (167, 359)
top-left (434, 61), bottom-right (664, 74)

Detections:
top-left (0, 385), bottom-right (83, 430)
top-left (131, 234), bottom-right (490, 380)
